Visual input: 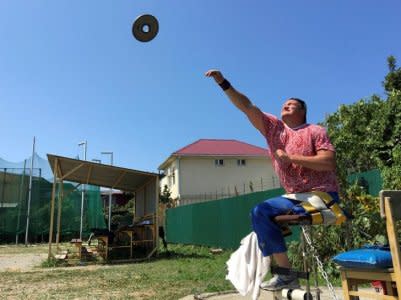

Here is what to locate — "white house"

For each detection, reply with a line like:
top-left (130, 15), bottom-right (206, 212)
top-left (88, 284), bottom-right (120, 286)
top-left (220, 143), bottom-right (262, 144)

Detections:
top-left (158, 139), bottom-right (280, 205)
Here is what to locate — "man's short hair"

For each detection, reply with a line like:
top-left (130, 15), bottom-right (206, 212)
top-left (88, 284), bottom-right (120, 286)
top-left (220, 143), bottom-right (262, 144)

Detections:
top-left (288, 97), bottom-right (307, 123)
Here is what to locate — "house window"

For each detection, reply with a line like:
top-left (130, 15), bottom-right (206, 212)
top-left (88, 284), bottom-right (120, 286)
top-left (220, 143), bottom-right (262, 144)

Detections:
top-left (168, 167), bottom-right (175, 186)
top-left (215, 159), bottom-right (224, 167)
top-left (237, 159), bottom-right (246, 166)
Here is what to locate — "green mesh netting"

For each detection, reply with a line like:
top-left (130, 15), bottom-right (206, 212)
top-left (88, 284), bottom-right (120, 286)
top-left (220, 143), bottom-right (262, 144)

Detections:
top-left (0, 168), bottom-right (106, 243)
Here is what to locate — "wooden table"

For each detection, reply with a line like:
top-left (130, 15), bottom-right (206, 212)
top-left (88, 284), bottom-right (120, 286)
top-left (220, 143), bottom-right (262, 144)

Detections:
top-left (94, 223), bottom-right (155, 261)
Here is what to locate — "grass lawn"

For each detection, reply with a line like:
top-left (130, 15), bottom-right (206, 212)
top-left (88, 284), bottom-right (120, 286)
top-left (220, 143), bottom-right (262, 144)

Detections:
top-left (0, 244), bottom-right (234, 299)
top-left (0, 242), bottom-right (344, 299)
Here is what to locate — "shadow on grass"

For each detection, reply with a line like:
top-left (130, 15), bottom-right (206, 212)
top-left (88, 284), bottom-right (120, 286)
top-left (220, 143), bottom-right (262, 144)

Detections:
top-left (155, 249), bottom-right (211, 260)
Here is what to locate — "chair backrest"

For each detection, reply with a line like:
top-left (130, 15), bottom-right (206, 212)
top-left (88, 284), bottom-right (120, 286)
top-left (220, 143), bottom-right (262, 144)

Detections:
top-left (379, 190), bottom-right (401, 293)
top-left (380, 190), bottom-right (401, 220)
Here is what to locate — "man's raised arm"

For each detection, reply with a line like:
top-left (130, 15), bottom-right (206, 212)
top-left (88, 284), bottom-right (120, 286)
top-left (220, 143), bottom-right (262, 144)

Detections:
top-left (205, 69), bottom-right (266, 136)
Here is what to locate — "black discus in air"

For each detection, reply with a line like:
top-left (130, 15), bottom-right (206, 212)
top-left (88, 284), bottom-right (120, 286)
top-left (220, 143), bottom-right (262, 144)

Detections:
top-left (132, 14), bottom-right (159, 42)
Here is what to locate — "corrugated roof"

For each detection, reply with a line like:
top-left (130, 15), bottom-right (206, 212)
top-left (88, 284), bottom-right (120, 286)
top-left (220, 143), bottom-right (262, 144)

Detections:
top-left (174, 139), bottom-right (268, 156)
top-left (47, 154), bottom-right (158, 192)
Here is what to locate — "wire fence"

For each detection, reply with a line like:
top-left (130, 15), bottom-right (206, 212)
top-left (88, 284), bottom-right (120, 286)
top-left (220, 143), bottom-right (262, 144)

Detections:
top-left (1, 167), bottom-right (42, 177)
top-left (178, 175), bottom-right (281, 206)
top-left (0, 168), bottom-right (42, 209)
top-left (0, 167), bottom-right (106, 244)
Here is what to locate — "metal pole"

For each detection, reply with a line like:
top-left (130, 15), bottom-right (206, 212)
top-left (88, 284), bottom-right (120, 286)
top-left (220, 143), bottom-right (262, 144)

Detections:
top-left (101, 152), bottom-right (113, 231)
top-left (302, 227), bottom-right (312, 300)
top-left (108, 193), bottom-right (112, 228)
top-left (16, 160), bottom-right (27, 244)
top-left (25, 136), bottom-right (35, 246)
top-left (78, 141), bottom-right (87, 240)
top-left (1, 168), bottom-right (5, 243)
top-left (1, 169), bottom-right (4, 209)
top-left (310, 226), bottom-right (321, 300)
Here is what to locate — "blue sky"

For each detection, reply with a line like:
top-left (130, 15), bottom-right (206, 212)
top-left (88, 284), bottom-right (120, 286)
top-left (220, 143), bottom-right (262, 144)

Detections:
top-left (1, 0), bottom-right (401, 173)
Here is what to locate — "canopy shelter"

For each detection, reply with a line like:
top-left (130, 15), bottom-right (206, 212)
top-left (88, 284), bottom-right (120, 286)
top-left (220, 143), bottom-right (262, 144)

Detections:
top-left (46, 154), bottom-right (159, 261)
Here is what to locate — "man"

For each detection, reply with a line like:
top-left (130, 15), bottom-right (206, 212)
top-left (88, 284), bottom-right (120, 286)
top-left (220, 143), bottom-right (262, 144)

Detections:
top-left (205, 69), bottom-right (340, 290)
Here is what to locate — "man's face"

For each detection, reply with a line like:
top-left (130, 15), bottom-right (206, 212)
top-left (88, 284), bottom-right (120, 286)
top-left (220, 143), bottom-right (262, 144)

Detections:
top-left (281, 99), bottom-right (305, 121)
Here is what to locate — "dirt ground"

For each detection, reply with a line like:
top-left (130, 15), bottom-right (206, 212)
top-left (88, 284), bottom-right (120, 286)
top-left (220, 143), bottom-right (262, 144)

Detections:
top-left (0, 252), bottom-right (47, 272)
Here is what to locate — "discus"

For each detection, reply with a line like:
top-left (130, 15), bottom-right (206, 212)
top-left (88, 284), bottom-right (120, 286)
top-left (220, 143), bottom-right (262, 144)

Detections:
top-left (132, 14), bottom-right (159, 42)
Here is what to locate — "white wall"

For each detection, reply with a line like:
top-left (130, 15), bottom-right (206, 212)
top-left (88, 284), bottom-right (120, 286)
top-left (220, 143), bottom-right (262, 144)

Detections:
top-left (159, 159), bottom-right (180, 199)
top-left (180, 156), bottom-right (276, 196)
top-left (160, 155), bottom-right (280, 204)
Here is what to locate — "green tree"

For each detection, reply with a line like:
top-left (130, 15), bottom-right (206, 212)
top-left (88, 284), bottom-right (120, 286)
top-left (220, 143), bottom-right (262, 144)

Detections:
top-left (383, 55), bottom-right (401, 93)
top-left (376, 90), bottom-right (401, 189)
top-left (323, 95), bottom-right (385, 186)
top-left (323, 57), bottom-right (401, 190)
top-left (108, 192), bottom-right (135, 229)
top-left (159, 185), bottom-right (173, 206)
top-left (380, 56), bottom-right (401, 189)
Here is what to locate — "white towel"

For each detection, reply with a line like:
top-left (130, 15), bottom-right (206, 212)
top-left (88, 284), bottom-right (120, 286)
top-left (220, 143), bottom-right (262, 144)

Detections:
top-left (226, 232), bottom-right (270, 300)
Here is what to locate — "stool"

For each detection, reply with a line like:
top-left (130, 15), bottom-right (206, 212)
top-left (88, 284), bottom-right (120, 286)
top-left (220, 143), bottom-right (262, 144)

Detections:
top-left (272, 214), bottom-right (319, 300)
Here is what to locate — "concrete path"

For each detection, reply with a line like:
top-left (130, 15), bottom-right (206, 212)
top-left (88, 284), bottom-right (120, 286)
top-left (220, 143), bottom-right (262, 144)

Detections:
top-left (180, 286), bottom-right (375, 300)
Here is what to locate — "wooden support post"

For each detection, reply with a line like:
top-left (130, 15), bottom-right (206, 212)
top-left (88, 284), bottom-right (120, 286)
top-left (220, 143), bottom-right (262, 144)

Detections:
top-left (155, 178), bottom-right (159, 251)
top-left (48, 158), bottom-right (58, 259)
top-left (56, 180), bottom-right (64, 250)
top-left (340, 271), bottom-right (352, 300)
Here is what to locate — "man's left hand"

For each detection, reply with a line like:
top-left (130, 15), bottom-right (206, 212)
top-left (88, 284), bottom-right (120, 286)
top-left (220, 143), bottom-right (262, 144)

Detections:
top-left (274, 149), bottom-right (292, 164)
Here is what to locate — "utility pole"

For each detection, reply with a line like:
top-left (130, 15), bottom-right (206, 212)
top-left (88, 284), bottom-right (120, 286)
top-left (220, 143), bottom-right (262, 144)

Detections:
top-left (25, 137), bottom-right (35, 245)
top-left (101, 152), bottom-right (113, 231)
top-left (78, 141), bottom-right (87, 240)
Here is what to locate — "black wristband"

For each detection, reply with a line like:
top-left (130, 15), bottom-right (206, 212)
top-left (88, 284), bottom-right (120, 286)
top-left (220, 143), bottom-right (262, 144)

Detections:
top-left (219, 79), bottom-right (231, 91)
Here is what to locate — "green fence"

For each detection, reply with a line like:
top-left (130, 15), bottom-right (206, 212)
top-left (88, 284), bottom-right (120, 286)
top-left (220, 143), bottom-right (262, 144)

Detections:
top-left (166, 170), bottom-right (383, 249)
top-left (347, 169), bottom-right (383, 196)
top-left (166, 188), bottom-right (303, 249)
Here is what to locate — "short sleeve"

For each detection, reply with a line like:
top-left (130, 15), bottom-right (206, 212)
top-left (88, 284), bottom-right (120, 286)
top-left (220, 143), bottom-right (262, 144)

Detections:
top-left (313, 126), bottom-right (335, 152)
top-left (262, 113), bottom-right (281, 138)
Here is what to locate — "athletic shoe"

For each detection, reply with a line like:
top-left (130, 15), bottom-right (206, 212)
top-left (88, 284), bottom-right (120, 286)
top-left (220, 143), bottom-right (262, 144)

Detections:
top-left (260, 274), bottom-right (300, 291)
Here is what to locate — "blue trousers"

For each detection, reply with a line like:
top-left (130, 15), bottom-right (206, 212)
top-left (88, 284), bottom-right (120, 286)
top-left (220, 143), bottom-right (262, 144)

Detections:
top-left (251, 196), bottom-right (301, 257)
top-left (251, 193), bottom-right (339, 257)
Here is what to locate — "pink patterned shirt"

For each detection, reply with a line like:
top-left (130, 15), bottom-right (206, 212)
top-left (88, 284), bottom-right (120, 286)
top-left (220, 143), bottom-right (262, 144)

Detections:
top-left (262, 113), bottom-right (338, 193)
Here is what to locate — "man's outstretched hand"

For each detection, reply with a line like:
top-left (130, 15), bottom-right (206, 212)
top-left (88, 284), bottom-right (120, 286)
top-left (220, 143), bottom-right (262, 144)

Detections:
top-left (205, 69), bottom-right (224, 84)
